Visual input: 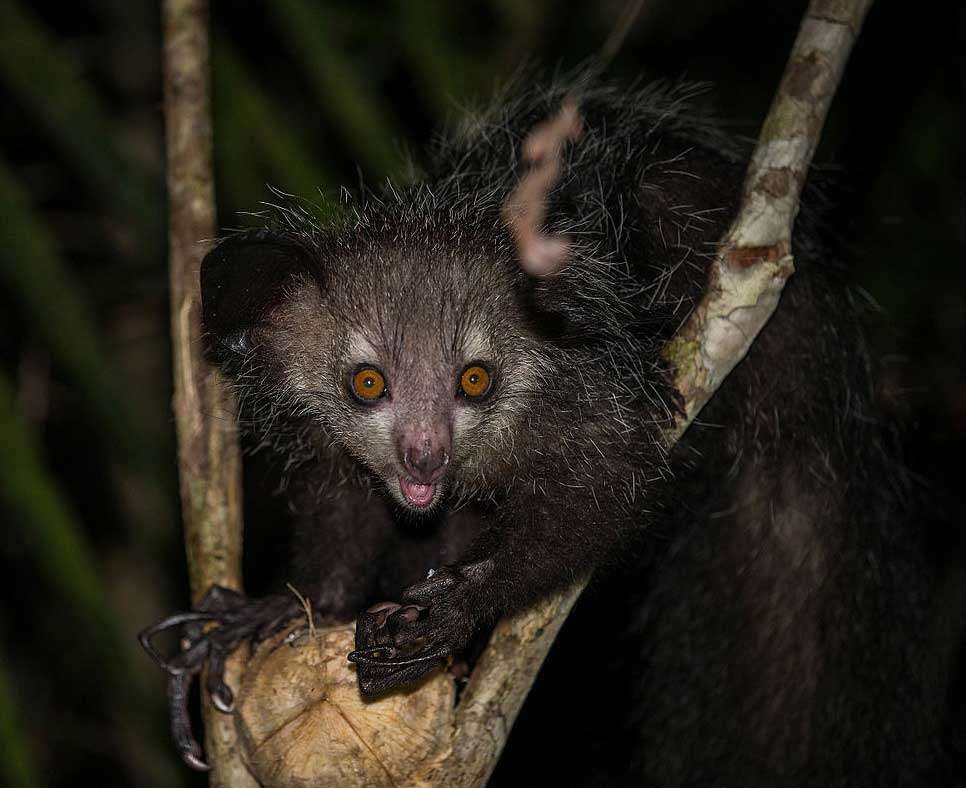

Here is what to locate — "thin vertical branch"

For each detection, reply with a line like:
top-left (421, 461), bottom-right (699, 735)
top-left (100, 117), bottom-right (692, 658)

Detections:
top-left (161, 1), bottom-right (253, 785)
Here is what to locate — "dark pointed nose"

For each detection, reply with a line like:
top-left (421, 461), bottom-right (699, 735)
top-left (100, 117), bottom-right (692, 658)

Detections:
top-left (398, 425), bottom-right (451, 484)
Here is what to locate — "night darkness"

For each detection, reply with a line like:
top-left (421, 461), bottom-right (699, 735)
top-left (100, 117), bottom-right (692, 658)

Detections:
top-left (0, 1), bottom-right (963, 786)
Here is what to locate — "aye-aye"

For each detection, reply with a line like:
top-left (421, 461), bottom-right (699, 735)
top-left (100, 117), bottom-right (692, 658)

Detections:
top-left (142, 80), bottom-right (945, 786)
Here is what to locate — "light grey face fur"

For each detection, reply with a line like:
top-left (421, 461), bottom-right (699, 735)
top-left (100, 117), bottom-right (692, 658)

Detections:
top-left (265, 240), bottom-right (546, 510)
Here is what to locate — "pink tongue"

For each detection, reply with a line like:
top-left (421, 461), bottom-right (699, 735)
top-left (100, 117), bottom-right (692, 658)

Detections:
top-left (399, 477), bottom-right (435, 507)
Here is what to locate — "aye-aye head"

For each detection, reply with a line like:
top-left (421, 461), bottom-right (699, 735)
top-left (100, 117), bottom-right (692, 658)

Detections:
top-left (201, 221), bottom-right (550, 513)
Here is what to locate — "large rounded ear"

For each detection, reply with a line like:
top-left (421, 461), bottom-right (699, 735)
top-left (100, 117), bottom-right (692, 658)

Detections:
top-left (201, 229), bottom-right (315, 365)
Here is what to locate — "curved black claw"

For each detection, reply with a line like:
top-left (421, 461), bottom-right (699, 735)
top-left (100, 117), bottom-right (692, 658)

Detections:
top-left (169, 671), bottom-right (210, 771)
top-left (351, 565), bottom-right (486, 697)
top-left (138, 585), bottom-right (304, 771)
top-left (139, 611), bottom-right (219, 672)
top-left (205, 645), bottom-right (234, 713)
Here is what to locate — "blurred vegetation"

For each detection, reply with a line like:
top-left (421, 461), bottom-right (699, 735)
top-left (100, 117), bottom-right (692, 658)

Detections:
top-left (0, 0), bottom-right (962, 785)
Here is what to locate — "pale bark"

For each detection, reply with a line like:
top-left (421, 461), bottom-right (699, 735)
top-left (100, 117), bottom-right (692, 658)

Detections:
top-left (161, 1), bottom-right (254, 785)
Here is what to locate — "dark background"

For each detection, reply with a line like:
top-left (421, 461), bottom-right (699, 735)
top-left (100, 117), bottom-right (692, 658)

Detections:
top-left (0, 1), bottom-right (963, 785)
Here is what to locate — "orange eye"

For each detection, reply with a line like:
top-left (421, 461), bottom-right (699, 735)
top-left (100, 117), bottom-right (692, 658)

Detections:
top-left (459, 364), bottom-right (491, 400)
top-left (351, 366), bottom-right (387, 402)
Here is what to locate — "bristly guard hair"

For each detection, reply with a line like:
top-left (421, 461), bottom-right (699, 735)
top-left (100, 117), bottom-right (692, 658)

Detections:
top-left (210, 77), bottom-right (750, 503)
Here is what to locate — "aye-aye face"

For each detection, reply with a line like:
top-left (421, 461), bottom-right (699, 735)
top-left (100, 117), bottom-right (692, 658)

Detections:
top-left (267, 240), bottom-right (546, 512)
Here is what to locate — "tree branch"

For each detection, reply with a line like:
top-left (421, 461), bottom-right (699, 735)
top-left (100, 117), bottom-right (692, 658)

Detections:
top-left (161, 1), bottom-right (253, 784)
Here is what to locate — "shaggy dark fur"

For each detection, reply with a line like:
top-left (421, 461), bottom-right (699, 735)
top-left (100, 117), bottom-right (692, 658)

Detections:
top-left (154, 79), bottom-right (946, 784)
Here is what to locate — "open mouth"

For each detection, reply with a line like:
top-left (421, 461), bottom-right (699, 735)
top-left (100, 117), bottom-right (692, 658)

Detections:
top-left (398, 476), bottom-right (437, 508)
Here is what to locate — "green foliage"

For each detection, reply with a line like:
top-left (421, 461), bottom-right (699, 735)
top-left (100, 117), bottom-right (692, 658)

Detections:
top-left (0, 374), bottom-right (118, 653)
top-left (0, 373), bottom-right (179, 788)
top-left (0, 1), bottom-right (162, 247)
top-left (0, 661), bottom-right (38, 788)
top-left (0, 159), bottom-right (145, 463)
top-left (213, 40), bottom-right (336, 213)
top-left (268, 0), bottom-right (406, 179)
